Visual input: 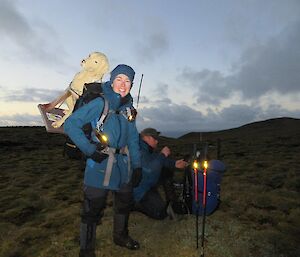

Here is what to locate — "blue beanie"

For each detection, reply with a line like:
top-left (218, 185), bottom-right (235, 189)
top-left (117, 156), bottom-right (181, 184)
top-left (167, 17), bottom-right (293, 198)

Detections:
top-left (110, 64), bottom-right (135, 84)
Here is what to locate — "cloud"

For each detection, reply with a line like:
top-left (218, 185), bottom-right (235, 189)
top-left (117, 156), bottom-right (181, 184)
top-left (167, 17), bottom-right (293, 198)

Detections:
top-left (134, 21), bottom-right (169, 63)
top-left (257, 103), bottom-right (300, 121)
top-left (223, 0), bottom-right (300, 51)
top-left (0, 0), bottom-right (68, 67)
top-left (137, 102), bottom-right (260, 134)
top-left (0, 113), bottom-right (42, 126)
top-left (153, 83), bottom-right (169, 98)
top-left (137, 102), bottom-right (204, 134)
top-left (0, 87), bottom-right (64, 103)
top-left (212, 104), bottom-right (261, 129)
top-left (178, 19), bottom-right (300, 106)
top-left (0, 97), bottom-right (299, 136)
top-left (178, 68), bottom-right (231, 105)
top-left (0, 1), bottom-right (33, 43)
top-left (136, 96), bottom-right (300, 137)
top-left (230, 20), bottom-right (300, 98)
top-left (132, 95), bottom-right (150, 106)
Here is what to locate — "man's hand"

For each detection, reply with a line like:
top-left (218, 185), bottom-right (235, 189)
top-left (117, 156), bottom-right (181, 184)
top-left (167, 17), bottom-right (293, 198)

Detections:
top-left (89, 143), bottom-right (107, 163)
top-left (132, 168), bottom-right (142, 187)
top-left (175, 159), bottom-right (188, 169)
top-left (161, 146), bottom-right (171, 157)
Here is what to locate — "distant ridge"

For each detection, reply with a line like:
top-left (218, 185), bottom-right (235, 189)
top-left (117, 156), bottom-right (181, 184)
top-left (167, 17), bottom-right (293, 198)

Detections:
top-left (238, 117), bottom-right (300, 130)
top-left (178, 117), bottom-right (300, 140)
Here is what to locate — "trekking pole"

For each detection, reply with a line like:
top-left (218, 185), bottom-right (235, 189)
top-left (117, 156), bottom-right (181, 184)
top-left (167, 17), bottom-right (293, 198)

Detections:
top-left (182, 162), bottom-right (192, 214)
top-left (136, 74), bottom-right (144, 109)
top-left (192, 159), bottom-right (200, 249)
top-left (200, 160), bottom-right (208, 257)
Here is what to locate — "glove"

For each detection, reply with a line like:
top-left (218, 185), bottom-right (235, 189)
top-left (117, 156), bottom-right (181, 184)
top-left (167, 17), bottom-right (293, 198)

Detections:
top-left (89, 143), bottom-right (108, 163)
top-left (131, 168), bottom-right (142, 187)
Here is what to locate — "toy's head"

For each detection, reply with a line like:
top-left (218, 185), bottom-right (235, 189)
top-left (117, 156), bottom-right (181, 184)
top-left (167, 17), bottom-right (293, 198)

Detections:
top-left (81, 52), bottom-right (109, 78)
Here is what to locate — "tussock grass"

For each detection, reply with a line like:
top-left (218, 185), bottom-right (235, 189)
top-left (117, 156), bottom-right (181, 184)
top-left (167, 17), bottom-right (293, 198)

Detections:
top-left (1, 118), bottom-right (300, 256)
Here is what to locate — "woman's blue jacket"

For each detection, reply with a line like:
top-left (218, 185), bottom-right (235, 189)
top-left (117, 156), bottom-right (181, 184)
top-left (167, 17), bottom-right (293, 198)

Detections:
top-left (64, 82), bottom-right (141, 190)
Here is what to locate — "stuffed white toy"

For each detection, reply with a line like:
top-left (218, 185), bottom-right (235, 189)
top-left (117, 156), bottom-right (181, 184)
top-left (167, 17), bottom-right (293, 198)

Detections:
top-left (42, 52), bottom-right (109, 128)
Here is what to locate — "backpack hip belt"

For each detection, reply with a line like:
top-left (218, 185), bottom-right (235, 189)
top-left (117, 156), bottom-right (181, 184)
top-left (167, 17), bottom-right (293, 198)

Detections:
top-left (101, 145), bottom-right (131, 187)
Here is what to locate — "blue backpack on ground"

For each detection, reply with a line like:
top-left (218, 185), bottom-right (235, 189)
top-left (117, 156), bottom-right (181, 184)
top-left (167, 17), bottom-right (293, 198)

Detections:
top-left (192, 159), bottom-right (226, 215)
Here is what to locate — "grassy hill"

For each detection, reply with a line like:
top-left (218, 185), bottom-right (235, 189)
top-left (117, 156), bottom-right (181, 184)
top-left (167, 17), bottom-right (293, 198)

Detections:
top-left (0, 117), bottom-right (299, 257)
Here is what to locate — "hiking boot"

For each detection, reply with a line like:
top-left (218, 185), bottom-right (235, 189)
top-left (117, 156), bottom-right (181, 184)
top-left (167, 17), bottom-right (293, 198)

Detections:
top-left (79, 249), bottom-right (96, 257)
top-left (113, 235), bottom-right (140, 250)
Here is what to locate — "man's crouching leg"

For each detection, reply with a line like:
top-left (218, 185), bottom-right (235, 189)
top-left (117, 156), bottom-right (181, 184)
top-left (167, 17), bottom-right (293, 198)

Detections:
top-left (113, 183), bottom-right (140, 250)
top-left (79, 186), bottom-right (107, 257)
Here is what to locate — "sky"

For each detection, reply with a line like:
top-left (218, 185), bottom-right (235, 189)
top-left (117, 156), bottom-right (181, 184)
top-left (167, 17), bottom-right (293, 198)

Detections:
top-left (0, 0), bottom-right (300, 137)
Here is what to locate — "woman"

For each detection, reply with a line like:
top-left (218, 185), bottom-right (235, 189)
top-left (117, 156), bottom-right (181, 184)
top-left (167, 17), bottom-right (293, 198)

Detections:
top-left (64, 64), bottom-right (142, 257)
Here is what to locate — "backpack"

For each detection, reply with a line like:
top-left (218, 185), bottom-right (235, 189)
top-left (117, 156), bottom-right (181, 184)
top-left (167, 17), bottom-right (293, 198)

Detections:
top-left (172, 166), bottom-right (193, 214)
top-left (63, 82), bottom-right (109, 160)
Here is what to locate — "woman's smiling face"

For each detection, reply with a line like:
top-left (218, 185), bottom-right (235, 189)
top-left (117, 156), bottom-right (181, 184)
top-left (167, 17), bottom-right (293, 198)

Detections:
top-left (112, 74), bottom-right (131, 97)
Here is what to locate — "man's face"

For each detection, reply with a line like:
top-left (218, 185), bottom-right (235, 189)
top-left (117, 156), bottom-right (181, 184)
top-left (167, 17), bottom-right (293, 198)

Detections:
top-left (144, 135), bottom-right (158, 149)
top-left (112, 74), bottom-right (131, 97)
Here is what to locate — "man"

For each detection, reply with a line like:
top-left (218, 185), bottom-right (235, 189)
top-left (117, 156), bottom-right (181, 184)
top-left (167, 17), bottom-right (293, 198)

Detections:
top-left (133, 128), bottom-right (188, 219)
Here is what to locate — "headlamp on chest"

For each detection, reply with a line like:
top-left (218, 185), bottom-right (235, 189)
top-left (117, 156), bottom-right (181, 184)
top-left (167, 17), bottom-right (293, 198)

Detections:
top-left (95, 129), bottom-right (109, 146)
top-left (126, 107), bottom-right (137, 122)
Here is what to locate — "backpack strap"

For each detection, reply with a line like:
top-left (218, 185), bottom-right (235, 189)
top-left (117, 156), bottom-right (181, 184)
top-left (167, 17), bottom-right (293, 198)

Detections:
top-left (93, 97), bottom-right (133, 187)
top-left (96, 96), bottom-right (109, 132)
top-left (102, 146), bottom-right (130, 186)
top-left (118, 106), bottom-right (137, 122)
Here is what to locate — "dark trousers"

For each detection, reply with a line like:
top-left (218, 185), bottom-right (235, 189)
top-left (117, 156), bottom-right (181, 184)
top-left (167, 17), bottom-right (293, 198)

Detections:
top-left (80, 183), bottom-right (134, 252)
top-left (134, 187), bottom-right (168, 220)
top-left (160, 167), bottom-right (178, 202)
top-left (134, 166), bottom-right (192, 219)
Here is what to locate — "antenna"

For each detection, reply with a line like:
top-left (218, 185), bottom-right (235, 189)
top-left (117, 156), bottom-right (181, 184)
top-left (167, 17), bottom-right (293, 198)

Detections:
top-left (136, 74), bottom-right (144, 109)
